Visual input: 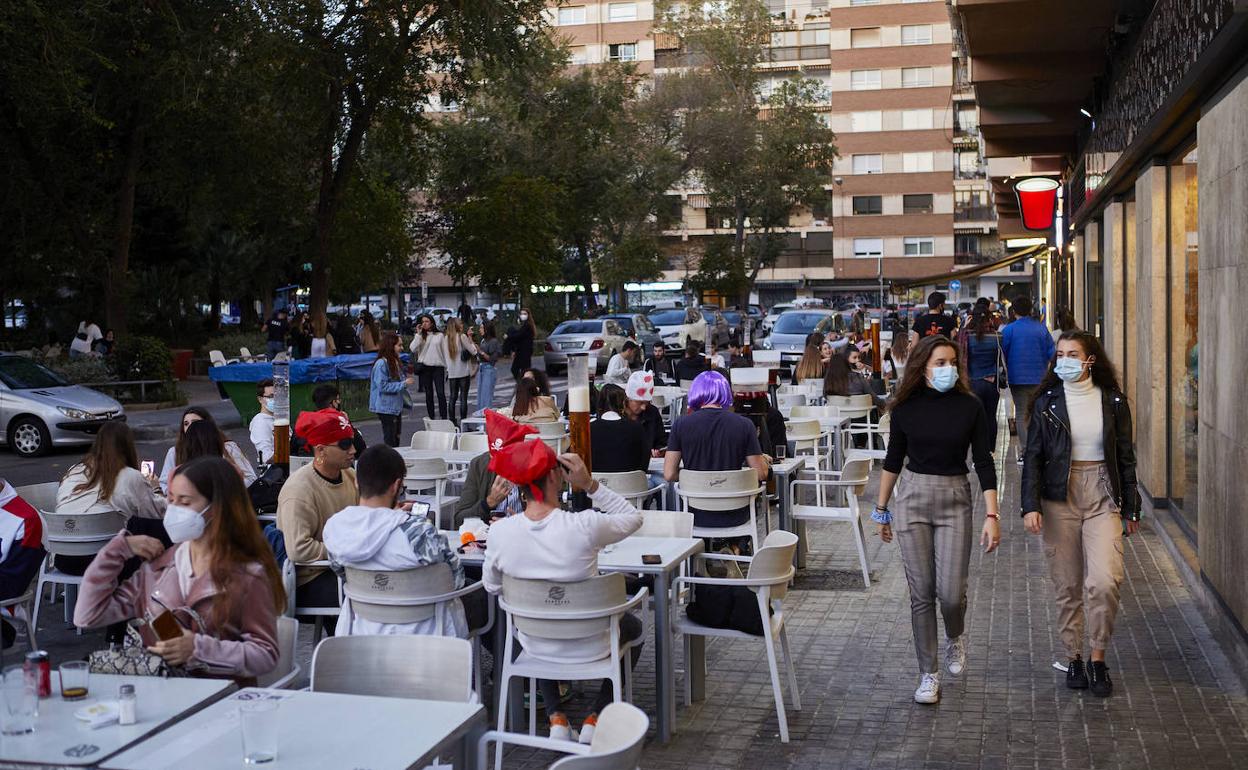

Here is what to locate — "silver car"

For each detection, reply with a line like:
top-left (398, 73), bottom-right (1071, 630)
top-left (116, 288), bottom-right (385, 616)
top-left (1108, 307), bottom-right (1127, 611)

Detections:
top-left (0, 354), bottom-right (126, 457)
top-left (600, 313), bottom-right (661, 357)
top-left (542, 319), bottom-right (630, 375)
top-left (758, 309), bottom-right (848, 366)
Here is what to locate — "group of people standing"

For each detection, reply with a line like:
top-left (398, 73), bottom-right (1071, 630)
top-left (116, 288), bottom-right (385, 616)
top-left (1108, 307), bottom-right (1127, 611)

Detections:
top-left (264, 307), bottom-right (381, 361)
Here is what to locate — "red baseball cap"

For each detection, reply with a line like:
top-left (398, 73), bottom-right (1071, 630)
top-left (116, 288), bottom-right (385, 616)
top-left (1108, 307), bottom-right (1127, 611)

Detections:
top-left (295, 408), bottom-right (354, 447)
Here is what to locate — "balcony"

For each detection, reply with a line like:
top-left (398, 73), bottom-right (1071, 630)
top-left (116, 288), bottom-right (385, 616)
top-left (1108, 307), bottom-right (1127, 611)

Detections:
top-left (955, 164), bottom-right (988, 180)
top-left (953, 205), bottom-right (996, 222)
top-left (953, 251), bottom-right (993, 266)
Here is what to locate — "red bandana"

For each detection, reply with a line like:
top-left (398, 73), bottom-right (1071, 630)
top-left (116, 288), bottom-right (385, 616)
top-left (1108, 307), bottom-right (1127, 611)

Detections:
top-left (484, 410), bottom-right (558, 502)
top-left (294, 408), bottom-right (354, 447)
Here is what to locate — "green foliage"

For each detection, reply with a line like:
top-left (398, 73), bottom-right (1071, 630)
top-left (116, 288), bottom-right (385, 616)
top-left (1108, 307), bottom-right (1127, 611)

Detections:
top-left (113, 335), bottom-right (174, 384)
top-left (33, 352), bottom-right (115, 387)
top-left (203, 330), bottom-right (267, 360)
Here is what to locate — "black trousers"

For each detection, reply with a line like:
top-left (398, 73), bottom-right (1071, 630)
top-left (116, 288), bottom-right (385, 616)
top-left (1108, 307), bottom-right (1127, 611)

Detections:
top-left (420, 366), bottom-right (448, 419)
top-left (970, 378), bottom-right (1001, 449)
top-left (448, 376), bottom-right (471, 423)
top-left (377, 413), bottom-right (402, 447)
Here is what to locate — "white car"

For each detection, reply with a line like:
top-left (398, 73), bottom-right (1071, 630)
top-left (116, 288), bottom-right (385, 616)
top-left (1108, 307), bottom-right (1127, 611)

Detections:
top-left (647, 308), bottom-right (707, 353)
top-left (760, 303), bottom-right (794, 336)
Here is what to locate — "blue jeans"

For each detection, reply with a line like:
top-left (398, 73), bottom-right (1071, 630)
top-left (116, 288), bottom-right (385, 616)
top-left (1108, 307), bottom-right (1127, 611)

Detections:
top-left (266, 340), bottom-right (285, 360)
top-left (475, 363), bottom-right (497, 412)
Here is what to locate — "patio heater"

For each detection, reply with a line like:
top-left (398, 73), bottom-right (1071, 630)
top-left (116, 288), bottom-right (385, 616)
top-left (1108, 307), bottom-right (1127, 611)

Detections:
top-left (271, 356), bottom-right (290, 466)
top-left (566, 353), bottom-right (593, 486)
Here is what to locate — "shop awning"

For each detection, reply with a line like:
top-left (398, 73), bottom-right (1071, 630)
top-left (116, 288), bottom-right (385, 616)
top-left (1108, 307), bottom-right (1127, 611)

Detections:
top-left (890, 244), bottom-right (1047, 291)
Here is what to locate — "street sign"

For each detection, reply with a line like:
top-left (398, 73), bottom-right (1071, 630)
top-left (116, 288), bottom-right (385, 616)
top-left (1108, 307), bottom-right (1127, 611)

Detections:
top-left (949, 279), bottom-right (962, 291)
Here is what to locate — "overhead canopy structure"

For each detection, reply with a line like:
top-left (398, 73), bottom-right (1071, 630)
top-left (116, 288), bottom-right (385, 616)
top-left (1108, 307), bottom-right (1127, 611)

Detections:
top-left (890, 243), bottom-right (1048, 292)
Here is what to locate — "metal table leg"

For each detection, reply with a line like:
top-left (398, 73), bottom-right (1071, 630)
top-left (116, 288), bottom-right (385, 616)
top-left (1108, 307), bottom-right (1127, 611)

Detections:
top-left (653, 569), bottom-right (674, 743)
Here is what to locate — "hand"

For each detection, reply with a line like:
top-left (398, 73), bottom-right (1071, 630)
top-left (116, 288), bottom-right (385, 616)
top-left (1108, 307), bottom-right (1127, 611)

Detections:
top-left (147, 626), bottom-right (196, 667)
top-left (1125, 519), bottom-right (1140, 537)
top-left (126, 535), bottom-right (165, 561)
top-left (651, 449), bottom-right (662, 458)
top-left (404, 375), bottom-right (416, 385)
top-left (981, 518), bottom-right (1001, 553)
top-left (485, 475), bottom-right (512, 508)
top-left (557, 452), bottom-right (593, 491)
top-left (878, 523), bottom-right (893, 543)
top-left (1023, 511), bottom-right (1043, 534)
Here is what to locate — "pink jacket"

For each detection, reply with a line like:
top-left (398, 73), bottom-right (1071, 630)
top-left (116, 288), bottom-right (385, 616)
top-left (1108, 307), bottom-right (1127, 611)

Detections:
top-left (74, 533), bottom-right (279, 681)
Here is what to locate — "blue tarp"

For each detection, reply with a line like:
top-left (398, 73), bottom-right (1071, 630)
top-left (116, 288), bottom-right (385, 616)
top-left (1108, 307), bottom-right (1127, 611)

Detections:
top-left (207, 353), bottom-right (409, 384)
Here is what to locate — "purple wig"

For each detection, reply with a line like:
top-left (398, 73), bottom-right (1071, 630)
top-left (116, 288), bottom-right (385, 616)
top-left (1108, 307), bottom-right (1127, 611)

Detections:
top-left (687, 370), bottom-right (733, 410)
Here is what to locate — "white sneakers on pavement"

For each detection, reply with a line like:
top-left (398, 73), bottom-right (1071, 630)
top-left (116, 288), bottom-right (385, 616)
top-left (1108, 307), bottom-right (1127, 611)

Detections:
top-left (946, 635), bottom-right (967, 676)
top-left (914, 673), bottom-right (941, 704)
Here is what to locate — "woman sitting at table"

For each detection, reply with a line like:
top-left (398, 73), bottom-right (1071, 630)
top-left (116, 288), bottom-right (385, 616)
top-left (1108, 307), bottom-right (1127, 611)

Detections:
top-left (590, 385), bottom-right (651, 474)
top-left (498, 379), bottom-right (559, 425)
top-left (74, 456), bottom-right (284, 682)
top-left (793, 332), bottom-right (826, 383)
top-left (159, 406), bottom-right (256, 493)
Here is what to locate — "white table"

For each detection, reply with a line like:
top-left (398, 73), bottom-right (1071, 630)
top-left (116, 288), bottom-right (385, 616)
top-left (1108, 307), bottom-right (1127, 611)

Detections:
top-left (101, 688), bottom-right (486, 770)
top-left (399, 448), bottom-right (481, 467)
top-left (0, 673), bottom-right (232, 767)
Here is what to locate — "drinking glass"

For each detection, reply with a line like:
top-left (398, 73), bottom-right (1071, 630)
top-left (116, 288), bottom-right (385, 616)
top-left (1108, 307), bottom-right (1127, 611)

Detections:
top-left (1, 665), bottom-right (37, 735)
top-left (775, 444), bottom-right (787, 461)
top-left (58, 661), bottom-right (89, 701)
top-left (240, 700), bottom-right (279, 764)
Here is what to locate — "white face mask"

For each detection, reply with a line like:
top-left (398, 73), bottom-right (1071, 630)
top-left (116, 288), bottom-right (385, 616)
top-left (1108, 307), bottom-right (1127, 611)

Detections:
top-left (519, 313), bottom-right (529, 322)
top-left (164, 503), bottom-right (209, 543)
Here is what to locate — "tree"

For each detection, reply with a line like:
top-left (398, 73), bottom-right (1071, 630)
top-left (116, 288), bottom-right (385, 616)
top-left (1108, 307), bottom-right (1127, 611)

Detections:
top-left (655, 0), bottom-right (838, 305)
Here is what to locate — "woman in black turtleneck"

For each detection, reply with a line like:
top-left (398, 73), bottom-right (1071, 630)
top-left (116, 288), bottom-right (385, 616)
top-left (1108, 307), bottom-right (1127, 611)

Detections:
top-left (871, 335), bottom-right (1001, 707)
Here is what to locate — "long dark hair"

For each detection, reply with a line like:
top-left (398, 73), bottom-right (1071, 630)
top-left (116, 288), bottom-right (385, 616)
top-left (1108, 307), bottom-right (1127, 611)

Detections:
top-left (524, 369), bottom-right (552, 397)
top-left (822, 353), bottom-right (853, 397)
top-left (1029, 331), bottom-right (1123, 413)
top-left (176, 407), bottom-right (228, 453)
top-left (71, 421), bottom-right (139, 500)
top-left (178, 420), bottom-right (226, 465)
top-left (171, 457), bottom-right (285, 630)
top-left (513, 379), bottom-right (541, 417)
top-left (376, 331), bottom-right (401, 379)
top-left (482, 320), bottom-right (497, 340)
top-left (887, 335), bottom-right (971, 411)
top-left (597, 384), bottom-right (627, 415)
top-left (968, 307), bottom-right (995, 342)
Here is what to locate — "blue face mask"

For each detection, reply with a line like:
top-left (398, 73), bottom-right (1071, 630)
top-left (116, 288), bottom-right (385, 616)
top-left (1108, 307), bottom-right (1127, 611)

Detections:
top-left (265, 398), bottom-right (275, 412)
top-left (928, 365), bottom-right (958, 392)
top-left (1054, 357), bottom-right (1087, 382)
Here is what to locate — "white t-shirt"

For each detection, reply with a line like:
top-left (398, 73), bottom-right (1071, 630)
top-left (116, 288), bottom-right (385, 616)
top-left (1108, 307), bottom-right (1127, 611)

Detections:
top-left (70, 323), bottom-right (102, 355)
top-left (482, 484), bottom-right (642, 663)
top-left (249, 412), bottom-right (275, 464)
top-left (604, 353), bottom-right (632, 387)
top-left (160, 442), bottom-right (257, 493)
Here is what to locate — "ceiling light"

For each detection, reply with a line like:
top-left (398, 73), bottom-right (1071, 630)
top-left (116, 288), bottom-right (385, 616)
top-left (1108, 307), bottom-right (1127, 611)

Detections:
top-left (1080, 108), bottom-right (1093, 118)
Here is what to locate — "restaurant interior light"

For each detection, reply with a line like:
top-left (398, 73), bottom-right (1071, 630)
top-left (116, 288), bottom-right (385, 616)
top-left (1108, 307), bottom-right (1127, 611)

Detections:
top-left (1080, 108), bottom-right (1093, 118)
top-left (1014, 177), bottom-right (1060, 231)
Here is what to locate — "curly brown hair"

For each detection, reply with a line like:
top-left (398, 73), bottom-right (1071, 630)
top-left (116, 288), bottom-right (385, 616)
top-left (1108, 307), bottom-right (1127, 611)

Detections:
top-left (886, 335), bottom-right (971, 411)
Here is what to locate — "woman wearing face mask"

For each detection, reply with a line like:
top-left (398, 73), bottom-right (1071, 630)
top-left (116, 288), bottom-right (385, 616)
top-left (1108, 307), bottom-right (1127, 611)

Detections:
top-left (1021, 331), bottom-right (1138, 697)
top-left (503, 308), bottom-right (536, 384)
top-left (74, 457), bottom-right (285, 682)
top-left (872, 335), bottom-right (1000, 705)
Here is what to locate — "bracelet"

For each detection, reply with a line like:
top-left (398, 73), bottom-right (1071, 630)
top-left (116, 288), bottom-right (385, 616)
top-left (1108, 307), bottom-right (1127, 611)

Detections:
top-left (985, 512), bottom-right (1000, 520)
top-left (870, 507), bottom-right (893, 525)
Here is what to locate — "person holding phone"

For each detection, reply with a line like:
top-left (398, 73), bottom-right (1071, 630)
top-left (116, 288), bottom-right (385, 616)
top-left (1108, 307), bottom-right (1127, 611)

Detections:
top-left (74, 456), bottom-right (285, 681)
top-left (1021, 331), bottom-right (1138, 697)
top-left (872, 335), bottom-right (1000, 705)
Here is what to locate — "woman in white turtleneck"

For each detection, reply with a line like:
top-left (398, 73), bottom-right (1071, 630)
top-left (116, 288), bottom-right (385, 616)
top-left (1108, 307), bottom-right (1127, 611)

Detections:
top-left (1020, 331), bottom-right (1138, 699)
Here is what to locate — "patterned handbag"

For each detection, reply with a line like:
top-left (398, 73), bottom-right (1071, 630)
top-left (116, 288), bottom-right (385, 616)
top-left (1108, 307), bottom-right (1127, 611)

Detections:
top-left (87, 623), bottom-right (185, 678)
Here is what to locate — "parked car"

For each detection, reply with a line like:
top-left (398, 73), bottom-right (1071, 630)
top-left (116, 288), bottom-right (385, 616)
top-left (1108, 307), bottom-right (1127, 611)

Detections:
top-left (600, 313), bottom-right (661, 356)
top-left (760, 303), bottom-right (794, 336)
top-left (542, 319), bottom-right (630, 375)
top-left (648, 308), bottom-right (707, 353)
top-left (0, 354), bottom-right (126, 458)
top-left (758, 309), bottom-right (846, 366)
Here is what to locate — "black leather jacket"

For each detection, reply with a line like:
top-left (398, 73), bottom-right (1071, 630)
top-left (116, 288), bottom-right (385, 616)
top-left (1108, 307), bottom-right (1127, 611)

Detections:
top-left (1020, 385), bottom-right (1140, 521)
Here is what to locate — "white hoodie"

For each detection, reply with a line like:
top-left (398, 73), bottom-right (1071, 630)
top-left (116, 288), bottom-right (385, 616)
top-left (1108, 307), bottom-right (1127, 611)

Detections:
top-left (323, 505), bottom-right (467, 639)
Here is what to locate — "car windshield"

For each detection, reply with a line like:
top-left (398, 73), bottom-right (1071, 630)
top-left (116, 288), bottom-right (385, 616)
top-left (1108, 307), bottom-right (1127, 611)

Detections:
top-left (0, 356), bottom-right (68, 389)
top-left (606, 317), bottom-right (634, 332)
top-left (722, 312), bottom-right (742, 325)
top-left (648, 310), bottom-right (687, 325)
top-left (551, 321), bottom-right (603, 335)
top-left (773, 313), bottom-right (830, 334)
top-left (814, 315), bottom-right (846, 334)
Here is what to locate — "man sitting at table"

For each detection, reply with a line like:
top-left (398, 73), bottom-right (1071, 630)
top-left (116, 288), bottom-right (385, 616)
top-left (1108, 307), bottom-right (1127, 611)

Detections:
top-left (623, 371), bottom-right (666, 456)
top-left (673, 345), bottom-right (708, 385)
top-left (277, 409), bottom-right (359, 620)
top-left (482, 410), bottom-right (643, 745)
top-left (0, 479), bottom-right (44, 648)
top-left (454, 449), bottom-right (522, 528)
top-left (324, 445), bottom-right (487, 637)
top-left (663, 371), bottom-right (768, 553)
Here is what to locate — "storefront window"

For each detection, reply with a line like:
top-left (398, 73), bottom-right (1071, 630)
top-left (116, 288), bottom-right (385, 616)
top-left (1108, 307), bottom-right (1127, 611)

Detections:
top-left (1169, 147), bottom-right (1199, 532)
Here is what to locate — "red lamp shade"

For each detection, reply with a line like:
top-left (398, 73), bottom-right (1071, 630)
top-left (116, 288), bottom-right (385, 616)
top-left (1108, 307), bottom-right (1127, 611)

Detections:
top-left (1014, 177), bottom-right (1059, 231)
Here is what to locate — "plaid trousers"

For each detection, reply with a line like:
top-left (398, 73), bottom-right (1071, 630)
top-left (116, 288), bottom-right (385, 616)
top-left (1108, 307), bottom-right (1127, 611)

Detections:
top-left (894, 468), bottom-right (975, 674)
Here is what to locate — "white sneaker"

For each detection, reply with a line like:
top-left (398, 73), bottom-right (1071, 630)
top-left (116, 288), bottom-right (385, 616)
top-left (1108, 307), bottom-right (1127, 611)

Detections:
top-left (946, 635), bottom-right (967, 676)
top-left (578, 720), bottom-right (596, 745)
top-left (914, 673), bottom-right (941, 704)
top-left (549, 721), bottom-right (573, 742)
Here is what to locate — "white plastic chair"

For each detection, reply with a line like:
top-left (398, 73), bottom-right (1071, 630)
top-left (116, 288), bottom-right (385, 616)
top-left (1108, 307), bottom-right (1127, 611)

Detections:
top-left (404, 457), bottom-right (457, 530)
top-left (208, 350), bottom-right (239, 367)
top-left (340, 563), bottom-right (494, 695)
top-left (635, 509), bottom-right (694, 538)
top-left (409, 431), bottom-right (458, 451)
top-left (238, 346), bottom-right (257, 363)
top-left (477, 701), bottom-right (649, 770)
top-left (789, 457), bottom-right (873, 587)
top-left (36, 510), bottom-right (127, 632)
top-left (288, 455), bottom-right (314, 475)
top-left (527, 421), bottom-right (569, 454)
top-left (674, 468), bottom-right (764, 552)
top-left (311, 635), bottom-right (475, 703)
top-left (12, 482), bottom-right (58, 514)
top-left (256, 616), bottom-right (301, 689)
top-left (281, 559), bottom-right (341, 643)
top-left (846, 411), bottom-right (891, 461)
top-left (592, 471), bottom-right (664, 509)
top-left (424, 418), bottom-right (458, 433)
top-left (494, 574), bottom-right (647, 770)
top-left (785, 419), bottom-right (829, 471)
top-left (674, 530), bottom-right (801, 742)
top-left (457, 432), bottom-right (488, 454)
top-left (752, 350), bottom-right (782, 368)
top-left (1, 583), bottom-right (39, 654)
top-left (776, 393), bottom-right (807, 413)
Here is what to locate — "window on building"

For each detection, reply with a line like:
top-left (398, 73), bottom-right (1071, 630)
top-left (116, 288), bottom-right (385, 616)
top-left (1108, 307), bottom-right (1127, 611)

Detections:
top-left (850, 111), bottom-right (882, 132)
top-left (902, 109), bottom-right (934, 130)
top-left (853, 238), bottom-right (883, 258)
top-left (954, 189), bottom-right (988, 208)
top-left (903, 152), bottom-right (935, 172)
top-left (558, 6), bottom-right (587, 25)
top-left (608, 2), bottom-right (637, 21)
top-left (956, 150), bottom-right (981, 176)
top-left (901, 24), bottom-right (933, 45)
top-left (853, 196), bottom-right (882, 215)
top-left (568, 45), bottom-right (589, 64)
top-left (608, 43), bottom-right (637, 62)
top-left (901, 67), bottom-right (934, 88)
top-left (850, 28), bottom-right (881, 48)
top-left (903, 194), bottom-right (933, 214)
top-left (1169, 145), bottom-right (1199, 530)
top-left (852, 154), bottom-right (883, 174)
top-left (957, 106), bottom-right (978, 132)
top-left (702, 0), bottom-right (728, 17)
top-left (850, 69), bottom-right (882, 91)
top-left (800, 27), bottom-right (830, 45)
top-left (954, 234), bottom-right (981, 258)
top-left (850, 0), bottom-right (879, 5)
top-left (903, 237), bottom-right (934, 256)
top-left (770, 30), bottom-right (797, 47)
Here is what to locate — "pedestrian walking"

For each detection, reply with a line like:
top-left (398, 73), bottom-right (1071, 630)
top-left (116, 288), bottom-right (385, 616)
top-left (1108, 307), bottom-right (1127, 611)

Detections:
top-left (961, 307), bottom-right (1003, 449)
top-left (1052, 308), bottom-right (1078, 344)
top-left (358, 311), bottom-right (380, 354)
top-left (370, 331), bottom-right (416, 447)
top-left (457, 299), bottom-right (474, 328)
top-left (334, 314), bottom-right (359, 355)
top-left (503, 308), bottom-right (536, 384)
top-left (264, 309), bottom-right (289, 360)
top-left (1022, 331), bottom-right (1138, 697)
top-left (475, 321), bottom-right (502, 412)
top-left (888, 332), bottom-right (911, 380)
top-left (310, 314), bottom-right (337, 358)
top-left (872, 335), bottom-right (1000, 705)
top-left (911, 292), bottom-right (958, 340)
top-left (444, 317), bottom-right (478, 427)
top-left (410, 314), bottom-right (449, 420)
top-left (290, 312), bottom-right (313, 359)
top-left (1001, 295), bottom-right (1056, 464)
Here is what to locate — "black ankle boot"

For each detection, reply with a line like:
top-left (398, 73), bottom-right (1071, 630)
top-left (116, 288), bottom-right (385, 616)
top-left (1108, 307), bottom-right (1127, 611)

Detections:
top-left (1066, 657), bottom-right (1088, 689)
top-left (1088, 661), bottom-right (1113, 697)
